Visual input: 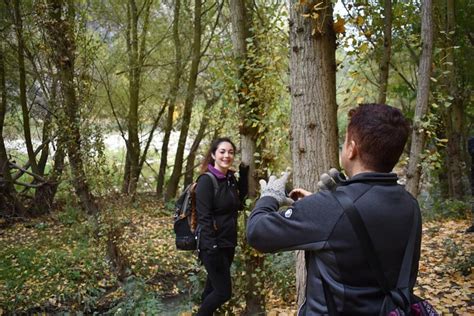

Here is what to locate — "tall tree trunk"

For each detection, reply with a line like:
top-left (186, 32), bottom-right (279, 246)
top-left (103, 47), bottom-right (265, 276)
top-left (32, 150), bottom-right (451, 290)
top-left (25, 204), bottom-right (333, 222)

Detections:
top-left (138, 103), bottom-right (167, 174)
top-left (405, 0), bottom-right (434, 198)
top-left (377, 0), bottom-right (392, 104)
top-left (230, 0), bottom-right (266, 314)
top-left (44, 0), bottom-right (98, 215)
top-left (33, 79), bottom-right (64, 214)
top-left (443, 0), bottom-right (466, 199)
top-left (156, 0), bottom-right (183, 198)
top-left (183, 95), bottom-right (217, 188)
top-left (0, 22), bottom-right (25, 217)
top-left (165, 0), bottom-right (202, 201)
top-left (289, 0), bottom-right (339, 307)
top-left (12, 0), bottom-right (39, 174)
top-left (123, 0), bottom-right (152, 195)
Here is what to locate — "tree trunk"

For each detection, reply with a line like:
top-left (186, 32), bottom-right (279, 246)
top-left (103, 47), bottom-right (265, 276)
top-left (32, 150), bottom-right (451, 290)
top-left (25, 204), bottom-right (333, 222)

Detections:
top-left (138, 102), bottom-right (167, 174)
top-left (12, 0), bottom-right (39, 174)
top-left (443, 0), bottom-right (466, 199)
top-left (44, 0), bottom-right (98, 215)
top-left (377, 0), bottom-right (392, 104)
top-left (156, 0), bottom-right (183, 198)
top-left (405, 0), bottom-right (434, 198)
top-left (156, 104), bottom-right (174, 197)
top-left (229, 0), bottom-right (265, 314)
top-left (32, 140), bottom-right (65, 215)
top-left (165, 0), bottom-right (202, 201)
top-left (122, 0), bottom-right (152, 195)
top-left (289, 0), bottom-right (339, 307)
top-left (183, 95), bottom-right (217, 188)
top-left (0, 23), bottom-right (25, 217)
top-left (33, 80), bottom-right (64, 215)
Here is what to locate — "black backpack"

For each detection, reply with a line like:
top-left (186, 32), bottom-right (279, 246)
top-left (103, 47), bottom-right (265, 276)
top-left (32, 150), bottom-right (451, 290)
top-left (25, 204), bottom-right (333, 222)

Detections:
top-left (173, 172), bottom-right (218, 250)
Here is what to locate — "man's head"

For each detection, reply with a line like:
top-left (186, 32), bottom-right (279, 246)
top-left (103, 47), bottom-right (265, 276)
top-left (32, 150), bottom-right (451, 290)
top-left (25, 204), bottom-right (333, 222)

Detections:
top-left (341, 104), bottom-right (410, 176)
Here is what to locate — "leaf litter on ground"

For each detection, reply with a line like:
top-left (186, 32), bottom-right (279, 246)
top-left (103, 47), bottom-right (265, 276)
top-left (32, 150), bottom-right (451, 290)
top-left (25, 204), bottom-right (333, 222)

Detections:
top-left (0, 195), bottom-right (472, 315)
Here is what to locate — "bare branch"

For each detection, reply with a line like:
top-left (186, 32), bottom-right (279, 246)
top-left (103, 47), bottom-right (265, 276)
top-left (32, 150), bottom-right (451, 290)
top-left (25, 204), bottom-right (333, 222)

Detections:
top-left (9, 162), bottom-right (47, 182)
top-left (12, 180), bottom-right (45, 188)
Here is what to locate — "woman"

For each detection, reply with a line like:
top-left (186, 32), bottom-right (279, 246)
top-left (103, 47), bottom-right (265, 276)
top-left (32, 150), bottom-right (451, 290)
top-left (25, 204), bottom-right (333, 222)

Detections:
top-left (195, 137), bottom-right (247, 316)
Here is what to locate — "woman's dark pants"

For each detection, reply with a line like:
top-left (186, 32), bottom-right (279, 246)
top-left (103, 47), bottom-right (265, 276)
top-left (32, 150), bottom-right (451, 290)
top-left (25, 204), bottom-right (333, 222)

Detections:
top-left (196, 247), bottom-right (235, 316)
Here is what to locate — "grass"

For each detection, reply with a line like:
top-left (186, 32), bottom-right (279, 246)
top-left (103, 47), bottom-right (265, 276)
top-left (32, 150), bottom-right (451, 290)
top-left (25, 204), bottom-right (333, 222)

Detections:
top-left (0, 213), bottom-right (110, 313)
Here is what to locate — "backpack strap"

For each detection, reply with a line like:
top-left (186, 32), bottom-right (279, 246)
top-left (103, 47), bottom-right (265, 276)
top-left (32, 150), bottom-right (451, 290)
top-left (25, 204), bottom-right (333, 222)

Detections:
top-left (204, 171), bottom-right (219, 197)
top-left (332, 190), bottom-right (418, 313)
top-left (191, 172), bottom-right (219, 232)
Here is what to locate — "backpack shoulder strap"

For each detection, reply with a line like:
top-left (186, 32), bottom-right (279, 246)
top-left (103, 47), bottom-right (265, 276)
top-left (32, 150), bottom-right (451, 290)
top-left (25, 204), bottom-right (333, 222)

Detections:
top-left (333, 190), bottom-right (392, 294)
top-left (333, 190), bottom-right (418, 312)
top-left (203, 171), bottom-right (219, 197)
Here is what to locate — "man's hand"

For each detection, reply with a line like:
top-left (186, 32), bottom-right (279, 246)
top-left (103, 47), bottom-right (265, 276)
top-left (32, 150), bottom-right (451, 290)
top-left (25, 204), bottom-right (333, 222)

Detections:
top-left (259, 170), bottom-right (294, 206)
top-left (289, 168), bottom-right (345, 201)
top-left (317, 168), bottom-right (344, 191)
top-left (288, 188), bottom-right (311, 201)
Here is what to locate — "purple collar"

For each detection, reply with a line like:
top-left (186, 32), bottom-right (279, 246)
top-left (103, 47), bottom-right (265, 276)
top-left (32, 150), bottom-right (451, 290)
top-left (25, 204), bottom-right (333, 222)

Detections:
top-left (208, 164), bottom-right (232, 180)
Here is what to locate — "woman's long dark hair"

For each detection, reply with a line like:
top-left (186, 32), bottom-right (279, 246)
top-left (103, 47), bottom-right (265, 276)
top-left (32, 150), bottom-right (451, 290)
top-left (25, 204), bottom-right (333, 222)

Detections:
top-left (200, 137), bottom-right (236, 173)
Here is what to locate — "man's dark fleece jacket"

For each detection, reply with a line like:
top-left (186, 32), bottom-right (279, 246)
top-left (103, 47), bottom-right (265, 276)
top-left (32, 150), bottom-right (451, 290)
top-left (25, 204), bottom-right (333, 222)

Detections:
top-left (246, 172), bottom-right (422, 315)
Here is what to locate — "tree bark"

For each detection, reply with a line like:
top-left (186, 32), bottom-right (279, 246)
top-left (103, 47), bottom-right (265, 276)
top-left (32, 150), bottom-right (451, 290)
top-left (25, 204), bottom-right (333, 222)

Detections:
top-left (156, 0), bottom-right (184, 198)
top-left (405, 0), bottom-right (434, 198)
top-left (229, 0), bottom-right (266, 314)
top-left (122, 0), bottom-right (153, 195)
top-left (443, 0), bottom-right (466, 199)
top-left (289, 0), bottom-right (339, 307)
top-left (165, 0), bottom-right (202, 201)
top-left (183, 95), bottom-right (217, 188)
top-left (44, 0), bottom-right (98, 215)
top-left (0, 20), bottom-right (25, 217)
top-left (32, 139), bottom-right (65, 215)
top-left (377, 0), bottom-right (392, 104)
top-left (12, 0), bottom-right (39, 175)
top-left (32, 79), bottom-right (64, 215)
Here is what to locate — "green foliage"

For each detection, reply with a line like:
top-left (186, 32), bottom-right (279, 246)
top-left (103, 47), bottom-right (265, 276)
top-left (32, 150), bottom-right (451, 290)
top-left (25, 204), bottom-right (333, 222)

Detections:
top-left (337, 0), bottom-right (420, 111)
top-left (105, 276), bottom-right (164, 315)
top-left (264, 252), bottom-right (296, 302)
top-left (442, 238), bottom-right (473, 276)
top-left (421, 197), bottom-right (472, 221)
top-left (0, 213), bottom-right (111, 313)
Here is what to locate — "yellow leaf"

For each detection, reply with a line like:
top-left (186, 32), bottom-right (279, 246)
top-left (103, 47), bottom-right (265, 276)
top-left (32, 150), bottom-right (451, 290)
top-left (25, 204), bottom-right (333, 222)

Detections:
top-left (359, 42), bottom-right (369, 53)
top-left (356, 15), bottom-right (364, 26)
top-left (333, 17), bottom-right (345, 34)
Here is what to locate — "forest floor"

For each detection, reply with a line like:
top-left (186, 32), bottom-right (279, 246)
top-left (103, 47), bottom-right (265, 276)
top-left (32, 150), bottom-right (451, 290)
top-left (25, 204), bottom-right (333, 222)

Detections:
top-left (0, 194), bottom-right (472, 315)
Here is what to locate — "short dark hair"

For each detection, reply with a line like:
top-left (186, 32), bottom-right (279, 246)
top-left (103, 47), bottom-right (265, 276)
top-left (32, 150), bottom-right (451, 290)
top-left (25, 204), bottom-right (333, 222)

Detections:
top-left (200, 137), bottom-right (236, 173)
top-left (347, 104), bottom-right (410, 172)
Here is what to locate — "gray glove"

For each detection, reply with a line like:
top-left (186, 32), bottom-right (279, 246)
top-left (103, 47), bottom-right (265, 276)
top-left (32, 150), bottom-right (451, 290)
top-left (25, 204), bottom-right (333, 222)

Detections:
top-left (317, 168), bottom-right (344, 191)
top-left (259, 170), bottom-right (294, 206)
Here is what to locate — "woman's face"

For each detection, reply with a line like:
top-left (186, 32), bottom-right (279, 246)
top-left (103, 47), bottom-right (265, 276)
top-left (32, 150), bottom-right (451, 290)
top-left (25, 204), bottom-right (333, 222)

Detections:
top-left (212, 141), bottom-right (235, 173)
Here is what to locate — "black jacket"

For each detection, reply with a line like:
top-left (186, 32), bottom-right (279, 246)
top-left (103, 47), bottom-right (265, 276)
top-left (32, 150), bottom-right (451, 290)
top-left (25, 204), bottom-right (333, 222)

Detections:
top-left (195, 171), bottom-right (246, 251)
top-left (247, 172), bottom-right (422, 315)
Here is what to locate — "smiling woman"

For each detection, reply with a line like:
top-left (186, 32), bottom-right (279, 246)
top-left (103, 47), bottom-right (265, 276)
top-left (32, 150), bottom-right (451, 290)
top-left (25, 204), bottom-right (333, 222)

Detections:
top-left (211, 141), bottom-right (235, 174)
top-left (193, 137), bottom-right (248, 315)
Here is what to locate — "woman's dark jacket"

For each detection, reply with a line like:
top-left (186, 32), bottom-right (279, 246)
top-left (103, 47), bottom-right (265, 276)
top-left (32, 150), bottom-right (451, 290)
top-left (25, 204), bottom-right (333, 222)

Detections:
top-left (195, 166), bottom-right (248, 251)
top-left (246, 172), bottom-right (422, 315)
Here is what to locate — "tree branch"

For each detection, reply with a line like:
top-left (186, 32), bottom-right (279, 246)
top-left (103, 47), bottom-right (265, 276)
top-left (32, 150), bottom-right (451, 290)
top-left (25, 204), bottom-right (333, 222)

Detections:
top-left (9, 162), bottom-right (47, 182)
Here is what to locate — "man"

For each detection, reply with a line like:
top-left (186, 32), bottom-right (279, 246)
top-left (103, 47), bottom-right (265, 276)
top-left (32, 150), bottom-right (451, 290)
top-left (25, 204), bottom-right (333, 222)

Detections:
top-left (247, 104), bottom-right (422, 315)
